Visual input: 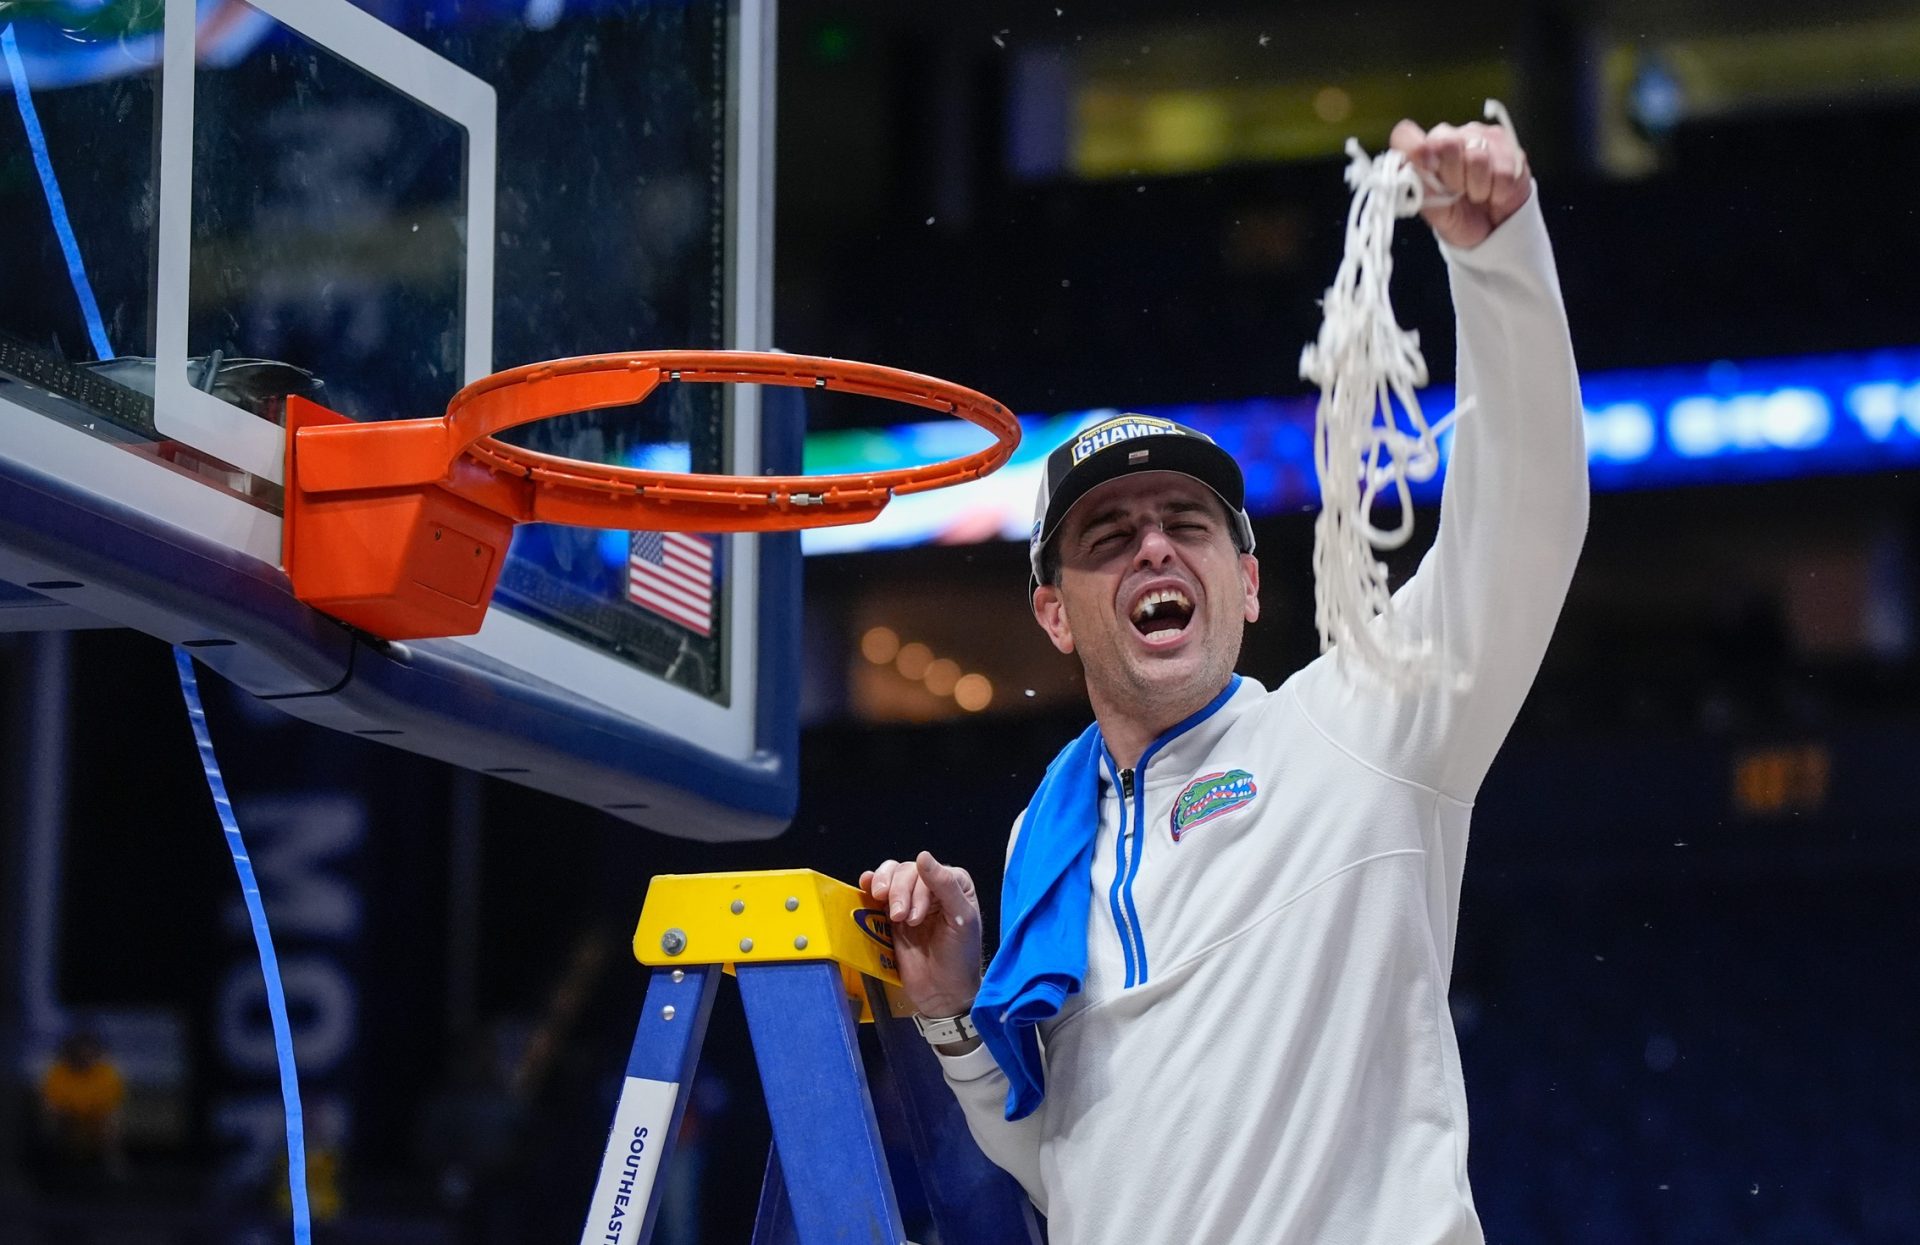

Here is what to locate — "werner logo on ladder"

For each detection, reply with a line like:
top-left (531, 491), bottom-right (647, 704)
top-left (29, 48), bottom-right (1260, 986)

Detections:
top-left (583, 869), bottom-right (1044, 1245)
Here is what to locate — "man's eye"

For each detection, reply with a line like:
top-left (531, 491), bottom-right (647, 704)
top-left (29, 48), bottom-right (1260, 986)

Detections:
top-left (1170, 521), bottom-right (1210, 534)
top-left (1090, 531), bottom-right (1127, 550)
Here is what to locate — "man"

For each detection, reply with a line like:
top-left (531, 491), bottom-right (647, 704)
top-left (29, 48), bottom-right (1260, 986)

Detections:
top-left (863, 116), bottom-right (1587, 1243)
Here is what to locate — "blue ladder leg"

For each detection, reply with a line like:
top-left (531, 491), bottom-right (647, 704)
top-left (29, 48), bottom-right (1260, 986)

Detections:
top-left (748, 1144), bottom-right (800, 1245)
top-left (865, 980), bottom-right (1047, 1244)
top-left (738, 961), bottom-right (907, 1244)
top-left (578, 965), bottom-right (721, 1245)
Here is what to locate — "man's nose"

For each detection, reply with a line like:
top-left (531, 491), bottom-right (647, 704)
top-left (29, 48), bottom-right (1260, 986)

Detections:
top-left (1134, 523), bottom-right (1177, 567)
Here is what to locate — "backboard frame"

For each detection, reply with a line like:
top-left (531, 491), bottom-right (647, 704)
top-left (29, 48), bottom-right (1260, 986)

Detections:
top-left (0, 0), bottom-right (797, 842)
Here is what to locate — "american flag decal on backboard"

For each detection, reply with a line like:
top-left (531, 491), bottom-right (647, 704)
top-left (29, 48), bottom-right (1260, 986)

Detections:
top-left (627, 531), bottom-right (717, 636)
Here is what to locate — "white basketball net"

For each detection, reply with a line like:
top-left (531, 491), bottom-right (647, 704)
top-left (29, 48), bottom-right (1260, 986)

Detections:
top-left (1299, 102), bottom-right (1514, 692)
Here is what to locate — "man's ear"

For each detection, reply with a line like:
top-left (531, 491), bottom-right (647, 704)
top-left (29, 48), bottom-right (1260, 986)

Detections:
top-left (1032, 582), bottom-right (1077, 655)
top-left (1240, 553), bottom-right (1261, 624)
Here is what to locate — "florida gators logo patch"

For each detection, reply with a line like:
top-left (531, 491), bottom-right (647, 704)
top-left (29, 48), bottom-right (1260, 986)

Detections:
top-left (1170, 770), bottom-right (1257, 841)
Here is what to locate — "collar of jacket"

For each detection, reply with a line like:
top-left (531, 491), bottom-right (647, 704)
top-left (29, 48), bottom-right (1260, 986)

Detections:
top-left (1096, 674), bottom-right (1259, 788)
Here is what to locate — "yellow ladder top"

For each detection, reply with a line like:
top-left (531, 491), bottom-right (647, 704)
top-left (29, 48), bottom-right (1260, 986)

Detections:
top-left (633, 869), bottom-right (904, 1022)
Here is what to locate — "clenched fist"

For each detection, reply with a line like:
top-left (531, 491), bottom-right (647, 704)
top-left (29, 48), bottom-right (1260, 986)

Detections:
top-left (1389, 118), bottom-right (1532, 250)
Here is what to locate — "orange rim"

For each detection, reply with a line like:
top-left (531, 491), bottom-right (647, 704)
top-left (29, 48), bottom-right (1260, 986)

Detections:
top-left (444, 350), bottom-right (1021, 529)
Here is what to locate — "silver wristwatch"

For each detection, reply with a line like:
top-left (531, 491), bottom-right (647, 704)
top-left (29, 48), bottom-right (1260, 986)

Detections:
top-left (912, 1010), bottom-right (979, 1046)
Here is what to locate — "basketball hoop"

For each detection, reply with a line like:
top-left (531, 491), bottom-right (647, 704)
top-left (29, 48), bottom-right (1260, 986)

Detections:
top-left (283, 350), bottom-right (1020, 640)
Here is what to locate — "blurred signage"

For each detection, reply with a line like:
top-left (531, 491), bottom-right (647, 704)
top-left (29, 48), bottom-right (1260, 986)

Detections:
top-left (803, 346), bottom-right (1920, 555)
top-left (1600, 15), bottom-right (1920, 177)
top-left (1002, 23), bottom-right (1515, 179)
top-left (1063, 63), bottom-right (1513, 177)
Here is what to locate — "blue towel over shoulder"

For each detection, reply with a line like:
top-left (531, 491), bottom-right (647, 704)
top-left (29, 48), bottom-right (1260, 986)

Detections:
top-left (970, 721), bottom-right (1104, 1121)
top-left (970, 676), bottom-right (1244, 1120)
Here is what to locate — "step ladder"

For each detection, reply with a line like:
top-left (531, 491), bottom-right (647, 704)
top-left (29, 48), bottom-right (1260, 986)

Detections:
top-left (578, 869), bottom-right (1045, 1245)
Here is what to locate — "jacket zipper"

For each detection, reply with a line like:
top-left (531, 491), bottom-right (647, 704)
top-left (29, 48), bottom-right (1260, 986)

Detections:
top-left (1113, 767), bottom-right (1146, 987)
top-left (1101, 676), bottom-right (1245, 993)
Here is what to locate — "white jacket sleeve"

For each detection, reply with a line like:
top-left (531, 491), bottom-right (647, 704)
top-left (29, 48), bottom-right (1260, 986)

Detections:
top-left (935, 809), bottom-right (1049, 1212)
top-left (938, 1041), bottom-right (1050, 1212)
top-left (1293, 185), bottom-right (1589, 802)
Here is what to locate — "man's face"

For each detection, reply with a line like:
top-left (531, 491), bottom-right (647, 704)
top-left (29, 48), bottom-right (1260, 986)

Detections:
top-left (1032, 471), bottom-right (1260, 721)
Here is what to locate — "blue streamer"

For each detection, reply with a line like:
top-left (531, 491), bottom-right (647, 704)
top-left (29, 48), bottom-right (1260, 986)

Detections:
top-left (174, 651), bottom-right (313, 1243)
top-left (3, 22), bottom-right (115, 361)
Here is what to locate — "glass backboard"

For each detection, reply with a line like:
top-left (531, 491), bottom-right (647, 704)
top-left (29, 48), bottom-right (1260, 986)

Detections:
top-left (0, 0), bottom-right (794, 841)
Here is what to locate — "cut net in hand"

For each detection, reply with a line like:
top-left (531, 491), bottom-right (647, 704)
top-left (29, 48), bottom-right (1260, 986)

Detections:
top-left (1298, 100), bottom-right (1514, 693)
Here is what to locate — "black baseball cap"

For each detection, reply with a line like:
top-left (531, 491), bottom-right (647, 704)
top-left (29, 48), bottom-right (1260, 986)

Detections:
top-left (1028, 413), bottom-right (1255, 592)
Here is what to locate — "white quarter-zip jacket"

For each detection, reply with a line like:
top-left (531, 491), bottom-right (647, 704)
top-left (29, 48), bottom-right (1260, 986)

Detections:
top-left (940, 188), bottom-right (1588, 1245)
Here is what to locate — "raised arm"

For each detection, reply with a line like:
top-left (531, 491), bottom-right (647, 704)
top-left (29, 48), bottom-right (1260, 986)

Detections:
top-left (1294, 117), bottom-right (1590, 800)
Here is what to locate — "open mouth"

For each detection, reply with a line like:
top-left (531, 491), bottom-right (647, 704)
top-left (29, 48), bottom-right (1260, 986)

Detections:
top-left (1130, 588), bottom-right (1195, 642)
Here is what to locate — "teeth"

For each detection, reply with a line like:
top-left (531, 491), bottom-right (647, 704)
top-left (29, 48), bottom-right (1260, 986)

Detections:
top-left (1131, 588), bottom-right (1192, 621)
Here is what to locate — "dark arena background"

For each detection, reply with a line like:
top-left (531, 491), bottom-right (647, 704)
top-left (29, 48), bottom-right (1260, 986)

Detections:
top-left (5, 0), bottom-right (1920, 1242)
